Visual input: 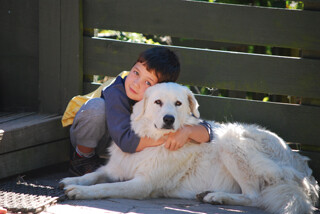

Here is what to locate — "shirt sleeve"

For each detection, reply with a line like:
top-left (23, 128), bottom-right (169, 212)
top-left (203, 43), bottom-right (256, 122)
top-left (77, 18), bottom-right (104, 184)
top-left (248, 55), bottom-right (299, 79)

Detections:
top-left (102, 87), bottom-right (140, 153)
top-left (199, 120), bottom-right (214, 142)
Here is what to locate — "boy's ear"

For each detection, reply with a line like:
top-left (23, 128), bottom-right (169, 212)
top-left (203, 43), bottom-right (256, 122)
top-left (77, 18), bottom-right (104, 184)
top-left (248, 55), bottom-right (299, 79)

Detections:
top-left (187, 88), bottom-right (200, 118)
top-left (132, 94), bottom-right (148, 121)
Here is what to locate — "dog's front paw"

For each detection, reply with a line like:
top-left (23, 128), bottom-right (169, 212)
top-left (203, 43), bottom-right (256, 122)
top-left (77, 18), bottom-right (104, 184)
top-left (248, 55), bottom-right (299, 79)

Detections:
top-left (59, 177), bottom-right (80, 189)
top-left (196, 191), bottom-right (213, 202)
top-left (201, 192), bottom-right (225, 205)
top-left (64, 185), bottom-right (91, 200)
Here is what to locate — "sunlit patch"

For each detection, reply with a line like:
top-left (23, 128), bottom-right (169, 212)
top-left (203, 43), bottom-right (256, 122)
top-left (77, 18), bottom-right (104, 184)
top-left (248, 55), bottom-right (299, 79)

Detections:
top-left (164, 206), bottom-right (207, 214)
top-left (218, 207), bottom-right (245, 213)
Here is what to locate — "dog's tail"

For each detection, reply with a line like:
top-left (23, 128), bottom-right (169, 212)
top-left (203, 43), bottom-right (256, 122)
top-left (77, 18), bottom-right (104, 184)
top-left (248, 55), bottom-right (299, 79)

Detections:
top-left (258, 179), bottom-right (319, 214)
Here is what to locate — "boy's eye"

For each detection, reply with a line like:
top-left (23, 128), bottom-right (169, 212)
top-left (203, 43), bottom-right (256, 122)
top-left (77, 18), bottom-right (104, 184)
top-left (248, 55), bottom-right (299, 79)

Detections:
top-left (133, 71), bottom-right (139, 76)
top-left (155, 100), bottom-right (162, 106)
top-left (175, 101), bottom-right (182, 106)
top-left (146, 81), bottom-right (152, 86)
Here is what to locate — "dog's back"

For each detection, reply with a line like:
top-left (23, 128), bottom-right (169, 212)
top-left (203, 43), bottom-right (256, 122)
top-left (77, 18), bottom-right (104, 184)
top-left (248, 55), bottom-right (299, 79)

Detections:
top-left (210, 121), bottom-right (319, 213)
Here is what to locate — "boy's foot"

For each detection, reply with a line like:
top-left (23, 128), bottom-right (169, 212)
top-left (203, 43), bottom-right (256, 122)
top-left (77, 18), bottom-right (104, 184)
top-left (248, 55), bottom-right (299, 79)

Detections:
top-left (69, 152), bottom-right (104, 176)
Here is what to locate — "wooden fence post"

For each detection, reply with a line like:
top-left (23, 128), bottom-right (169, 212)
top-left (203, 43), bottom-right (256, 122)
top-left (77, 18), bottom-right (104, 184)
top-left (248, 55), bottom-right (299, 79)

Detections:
top-left (60, 0), bottom-right (83, 114)
top-left (39, 0), bottom-right (61, 113)
top-left (301, 1), bottom-right (320, 106)
top-left (39, 0), bottom-right (83, 114)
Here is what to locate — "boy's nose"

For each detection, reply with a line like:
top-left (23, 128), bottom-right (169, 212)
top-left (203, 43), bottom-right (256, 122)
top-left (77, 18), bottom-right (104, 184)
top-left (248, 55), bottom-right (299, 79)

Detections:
top-left (133, 78), bottom-right (141, 88)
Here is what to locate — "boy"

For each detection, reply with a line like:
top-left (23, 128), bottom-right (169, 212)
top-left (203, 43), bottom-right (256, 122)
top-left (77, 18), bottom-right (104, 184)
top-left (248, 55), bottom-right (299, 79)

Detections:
top-left (69, 47), bottom-right (213, 176)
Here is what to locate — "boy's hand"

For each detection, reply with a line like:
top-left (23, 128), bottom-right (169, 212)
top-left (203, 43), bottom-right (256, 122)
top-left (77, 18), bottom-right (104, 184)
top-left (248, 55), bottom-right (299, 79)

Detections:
top-left (164, 126), bottom-right (191, 151)
top-left (137, 124), bottom-right (209, 152)
top-left (164, 124), bottom-right (210, 151)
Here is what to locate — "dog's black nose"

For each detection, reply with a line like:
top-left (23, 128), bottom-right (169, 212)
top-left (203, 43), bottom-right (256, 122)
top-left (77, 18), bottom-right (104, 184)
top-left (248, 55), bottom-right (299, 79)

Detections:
top-left (163, 115), bottom-right (175, 126)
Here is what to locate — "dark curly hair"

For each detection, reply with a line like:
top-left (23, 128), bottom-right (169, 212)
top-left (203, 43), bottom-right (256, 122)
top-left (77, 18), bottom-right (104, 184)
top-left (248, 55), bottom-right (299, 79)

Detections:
top-left (136, 47), bottom-right (180, 83)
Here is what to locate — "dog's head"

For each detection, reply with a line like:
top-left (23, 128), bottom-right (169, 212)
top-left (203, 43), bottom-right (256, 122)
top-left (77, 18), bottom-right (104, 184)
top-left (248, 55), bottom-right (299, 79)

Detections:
top-left (131, 82), bottom-right (200, 138)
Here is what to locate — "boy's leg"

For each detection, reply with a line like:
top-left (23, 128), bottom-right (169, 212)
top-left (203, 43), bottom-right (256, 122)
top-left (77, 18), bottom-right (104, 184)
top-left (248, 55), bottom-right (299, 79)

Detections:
top-left (69, 98), bottom-right (108, 176)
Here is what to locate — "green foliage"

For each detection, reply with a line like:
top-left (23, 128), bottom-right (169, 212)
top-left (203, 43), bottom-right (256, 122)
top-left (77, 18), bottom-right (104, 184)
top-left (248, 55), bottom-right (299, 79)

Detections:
top-left (193, 0), bottom-right (303, 9)
top-left (262, 96), bottom-right (270, 102)
top-left (98, 30), bottom-right (160, 45)
top-left (286, 1), bottom-right (304, 9)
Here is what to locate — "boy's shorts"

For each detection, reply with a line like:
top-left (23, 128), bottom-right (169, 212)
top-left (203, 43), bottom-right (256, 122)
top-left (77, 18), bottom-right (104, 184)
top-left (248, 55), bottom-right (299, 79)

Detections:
top-left (69, 98), bottom-right (112, 155)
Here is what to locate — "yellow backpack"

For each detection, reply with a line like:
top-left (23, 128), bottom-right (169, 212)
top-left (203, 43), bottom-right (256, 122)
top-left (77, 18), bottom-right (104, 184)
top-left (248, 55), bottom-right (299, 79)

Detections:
top-left (61, 71), bottom-right (129, 127)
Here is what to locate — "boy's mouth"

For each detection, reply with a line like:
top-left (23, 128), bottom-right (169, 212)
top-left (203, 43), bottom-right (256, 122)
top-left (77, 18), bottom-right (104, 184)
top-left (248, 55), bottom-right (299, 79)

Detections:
top-left (130, 87), bottom-right (137, 94)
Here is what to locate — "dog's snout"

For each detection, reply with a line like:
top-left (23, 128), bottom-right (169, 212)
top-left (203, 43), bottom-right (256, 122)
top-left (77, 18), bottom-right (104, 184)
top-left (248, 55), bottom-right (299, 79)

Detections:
top-left (163, 115), bottom-right (175, 126)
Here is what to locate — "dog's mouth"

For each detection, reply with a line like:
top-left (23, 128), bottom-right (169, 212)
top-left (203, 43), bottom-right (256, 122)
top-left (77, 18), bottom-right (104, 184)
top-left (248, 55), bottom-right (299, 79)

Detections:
top-left (154, 124), bottom-right (174, 130)
top-left (161, 124), bottom-right (174, 130)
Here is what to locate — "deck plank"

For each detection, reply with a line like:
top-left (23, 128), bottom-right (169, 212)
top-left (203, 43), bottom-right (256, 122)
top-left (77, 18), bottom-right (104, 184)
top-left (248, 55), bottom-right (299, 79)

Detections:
top-left (0, 139), bottom-right (70, 179)
top-left (0, 112), bottom-right (37, 124)
top-left (0, 112), bottom-right (70, 179)
top-left (0, 113), bottom-right (69, 155)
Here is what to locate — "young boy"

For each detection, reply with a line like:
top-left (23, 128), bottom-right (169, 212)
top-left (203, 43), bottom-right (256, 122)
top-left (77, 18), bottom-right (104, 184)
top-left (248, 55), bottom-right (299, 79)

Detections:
top-left (69, 47), bottom-right (213, 176)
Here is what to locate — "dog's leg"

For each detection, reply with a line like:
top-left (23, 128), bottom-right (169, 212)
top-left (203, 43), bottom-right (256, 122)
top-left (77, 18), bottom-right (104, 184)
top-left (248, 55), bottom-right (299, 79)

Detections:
top-left (64, 176), bottom-right (151, 200)
top-left (197, 191), bottom-right (253, 206)
top-left (210, 143), bottom-right (260, 206)
top-left (59, 166), bottom-right (114, 188)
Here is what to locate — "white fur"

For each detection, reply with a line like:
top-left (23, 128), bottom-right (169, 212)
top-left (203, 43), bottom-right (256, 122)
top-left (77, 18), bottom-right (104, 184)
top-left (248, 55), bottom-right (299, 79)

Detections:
top-left (60, 82), bottom-right (319, 214)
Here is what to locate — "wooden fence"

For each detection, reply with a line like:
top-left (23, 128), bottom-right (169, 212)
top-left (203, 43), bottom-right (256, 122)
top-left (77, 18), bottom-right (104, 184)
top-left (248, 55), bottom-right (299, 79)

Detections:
top-left (83, 3), bottom-right (320, 141)
top-left (81, 0), bottom-right (320, 180)
top-left (1, 0), bottom-right (320, 181)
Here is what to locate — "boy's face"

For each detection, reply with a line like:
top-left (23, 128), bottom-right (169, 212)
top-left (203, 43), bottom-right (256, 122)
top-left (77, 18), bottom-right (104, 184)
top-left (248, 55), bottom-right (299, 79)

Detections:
top-left (125, 62), bottom-right (158, 101)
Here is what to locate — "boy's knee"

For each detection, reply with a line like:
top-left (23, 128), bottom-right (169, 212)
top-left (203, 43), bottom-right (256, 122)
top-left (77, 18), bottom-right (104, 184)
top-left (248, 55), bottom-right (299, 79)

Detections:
top-left (70, 98), bottom-right (106, 148)
top-left (78, 98), bottom-right (105, 121)
top-left (84, 98), bottom-right (105, 115)
top-left (71, 98), bottom-right (106, 131)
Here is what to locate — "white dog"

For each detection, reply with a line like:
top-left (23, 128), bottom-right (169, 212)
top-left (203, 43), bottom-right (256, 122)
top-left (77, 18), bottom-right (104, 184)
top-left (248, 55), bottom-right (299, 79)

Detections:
top-left (60, 82), bottom-right (319, 214)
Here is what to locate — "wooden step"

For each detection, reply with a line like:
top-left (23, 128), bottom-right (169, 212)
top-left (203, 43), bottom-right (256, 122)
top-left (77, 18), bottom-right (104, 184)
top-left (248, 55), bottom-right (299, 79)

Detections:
top-left (0, 113), bottom-right (70, 179)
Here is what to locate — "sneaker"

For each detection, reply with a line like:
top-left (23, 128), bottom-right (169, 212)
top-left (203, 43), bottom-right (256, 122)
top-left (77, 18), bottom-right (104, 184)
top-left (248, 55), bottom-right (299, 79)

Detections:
top-left (69, 152), bottom-right (104, 176)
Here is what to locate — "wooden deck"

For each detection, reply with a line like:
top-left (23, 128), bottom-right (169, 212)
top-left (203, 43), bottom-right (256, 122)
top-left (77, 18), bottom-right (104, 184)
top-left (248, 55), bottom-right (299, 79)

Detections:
top-left (0, 113), bottom-right (70, 179)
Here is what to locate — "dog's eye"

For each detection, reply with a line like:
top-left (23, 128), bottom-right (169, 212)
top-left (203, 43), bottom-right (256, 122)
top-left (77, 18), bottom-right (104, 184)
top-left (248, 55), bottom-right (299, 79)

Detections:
top-left (155, 100), bottom-right (162, 106)
top-left (175, 101), bottom-right (182, 106)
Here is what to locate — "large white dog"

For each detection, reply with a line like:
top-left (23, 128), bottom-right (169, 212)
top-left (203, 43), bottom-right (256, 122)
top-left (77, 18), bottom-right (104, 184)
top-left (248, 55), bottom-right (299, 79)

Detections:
top-left (60, 83), bottom-right (319, 214)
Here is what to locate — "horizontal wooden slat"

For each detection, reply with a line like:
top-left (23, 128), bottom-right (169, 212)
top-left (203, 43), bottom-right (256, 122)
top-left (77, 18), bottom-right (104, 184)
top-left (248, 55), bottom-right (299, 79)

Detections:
top-left (84, 38), bottom-right (320, 99)
top-left (0, 140), bottom-right (70, 179)
top-left (0, 114), bottom-right (69, 154)
top-left (0, 112), bottom-right (36, 124)
top-left (83, 0), bottom-right (320, 50)
top-left (196, 95), bottom-right (320, 147)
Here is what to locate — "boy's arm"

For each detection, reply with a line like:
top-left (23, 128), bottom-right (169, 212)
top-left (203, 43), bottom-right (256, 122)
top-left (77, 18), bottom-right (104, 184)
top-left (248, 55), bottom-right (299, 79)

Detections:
top-left (103, 86), bottom-right (141, 153)
top-left (137, 121), bottom-right (212, 152)
top-left (136, 137), bottom-right (165, 152)
top-left (187, 124), bottom-right (210, 143)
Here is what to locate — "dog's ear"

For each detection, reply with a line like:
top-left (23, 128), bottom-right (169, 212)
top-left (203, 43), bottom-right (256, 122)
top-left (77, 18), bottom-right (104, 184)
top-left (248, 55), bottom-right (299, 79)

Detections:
top-left (187, 89), bottom-right (200, 118)
top-left (132, 93), bottom-right (148, 121)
